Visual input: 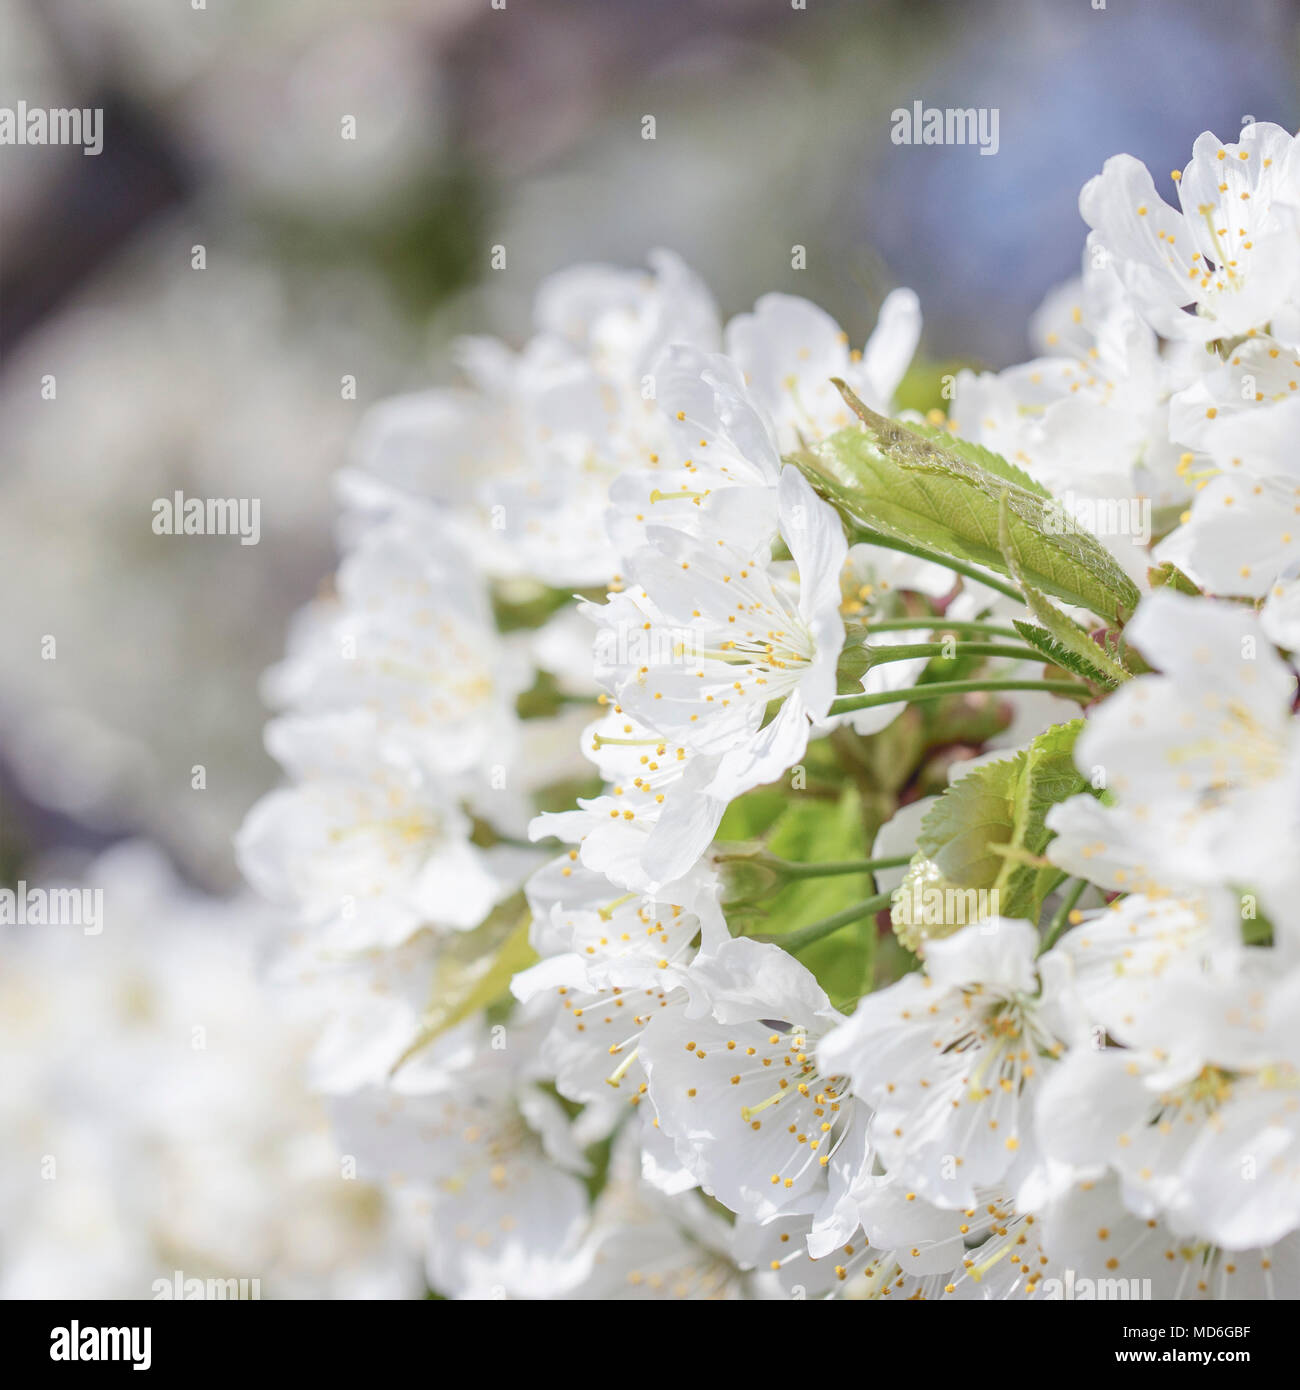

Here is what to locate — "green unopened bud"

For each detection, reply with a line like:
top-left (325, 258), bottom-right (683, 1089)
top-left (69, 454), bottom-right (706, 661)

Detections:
top-left (707, 844), bottom-right (780, 907)
top-left (835, 625), bottom-right (872, 693)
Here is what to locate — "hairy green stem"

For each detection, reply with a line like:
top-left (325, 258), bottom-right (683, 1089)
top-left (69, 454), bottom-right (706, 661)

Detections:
top-left (714, 852), bottom-right (912, 880)
top-left (863, 641), bottom-right (1044, 666)
top-left (830, 677), bottom-right (1093, 716)
top-left (751, 890), bottom-right (895, 952)
top-left (848, 524), bottom-right (1026, 604)
top-left (864, 617), bottom-right (1024, 640)
top-left (1041, 878), bottom-right (1090, 951)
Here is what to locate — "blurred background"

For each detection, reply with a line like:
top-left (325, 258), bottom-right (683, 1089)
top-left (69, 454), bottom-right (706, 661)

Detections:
top-left (1, 0), bottom-right (1296, 893)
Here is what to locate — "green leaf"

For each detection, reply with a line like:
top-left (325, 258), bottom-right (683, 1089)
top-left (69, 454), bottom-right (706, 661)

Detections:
top-left (996, 492), bottom-right (1131, 689)
top-left (913, 720), bottom-right (1089, 927)
top-left (795, 406), bottom-right (1141, 623)
top-left (993, 722), bottom-right (1092, 919)
top-left (916, 758), bottom-right (1021, 888)
top-left (390, 899), bottom-right (536, 1075)
top-left (1147, 560), bottom-right (1202, 597)
top-left (832, 378), bottom-right (1051, 499)
top-left (1011, 620), bottom-right (1125, 688)
top-left (905, 419), bottom-right (1054, 499)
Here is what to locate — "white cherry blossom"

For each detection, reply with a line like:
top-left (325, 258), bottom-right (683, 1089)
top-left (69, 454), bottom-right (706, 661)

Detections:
top-left (640, 938), bottom-right (864, 1234)
top-left (595, 466), bottom-right (847, 803)
top-left (820, 918), bottom-right (1077, 1209)
top-left (725, 287), bottom-right (921, 451)
top-left (1080, 122), bottom-right (1300, 343)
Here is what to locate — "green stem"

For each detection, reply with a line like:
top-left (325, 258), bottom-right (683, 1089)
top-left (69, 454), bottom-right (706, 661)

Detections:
top-left (849, 524), bottom-right (1026, 605)
top-left (830, 677), bottom-right (1093, 716)
top-left (1041, 878), bottom-right (1090, 951)
top-left (715, 852), bottom-right (912, 880)
top-left (751, 891), bottom-right (894, 952)
top-left (863, 641), bottom-right (1044, 666)
top-left (865, 617), bottom-right (1024, 640)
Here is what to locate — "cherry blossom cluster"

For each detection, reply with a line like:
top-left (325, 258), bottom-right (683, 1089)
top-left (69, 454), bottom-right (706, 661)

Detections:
top-left (239, 122), bottom-right (1300, 1300)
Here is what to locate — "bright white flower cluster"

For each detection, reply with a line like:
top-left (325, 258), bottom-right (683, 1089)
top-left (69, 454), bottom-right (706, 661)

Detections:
top-left (240, 122), bottom-right (1300, 1299)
